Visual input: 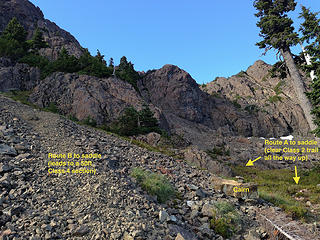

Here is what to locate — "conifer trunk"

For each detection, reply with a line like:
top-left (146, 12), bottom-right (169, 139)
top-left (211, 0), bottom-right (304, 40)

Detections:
top-left (280, 48), bottom-right (317, 132)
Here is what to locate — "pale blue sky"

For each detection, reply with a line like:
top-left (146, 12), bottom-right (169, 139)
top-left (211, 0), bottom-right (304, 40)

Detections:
top-left (29, 0), bottom-right (320, 84)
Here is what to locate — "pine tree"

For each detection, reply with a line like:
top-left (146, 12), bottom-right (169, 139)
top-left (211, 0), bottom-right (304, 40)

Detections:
top-left (95, 49), bottom-right (106, 65)
top-left (30, 28), bottom-right (47, 51)
top-left (0, 17), bottom-right (27, 59)
top-left (109, 57), bottom-right (114, 67)
top-left (299, 6), bottom-right (320, 136)
top-left (2, 17), bottom-right (27, 43)
top-left (254, 0), bottom-right (317, 132)
top-left (119, 56), bottom-right (128, 69)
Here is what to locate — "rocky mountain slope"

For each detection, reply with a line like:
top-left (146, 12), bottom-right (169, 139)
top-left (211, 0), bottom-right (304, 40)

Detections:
top-left (0, 0), bottom-right (314, 151)
top-left (28, 61), bottom-right (312, 151)
top-left (200, 60), bottom-right (310, 137)
top-left (0, 1), bottom-right (320, 239)
top-left (0, 0), bottom-right (83, 59)
top-left (1, 95), bottom-right (319, 240)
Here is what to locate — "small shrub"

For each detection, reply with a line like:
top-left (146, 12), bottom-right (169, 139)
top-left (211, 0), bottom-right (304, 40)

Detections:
top-left (81, 116), bottom-right (97, 127)
top-left (244, 104), bottom-right (259, 114)
top-left (210, 201), bottom-right (240, 238)
top-left (43, 102), bottom-right (59, 113)
top-left (211, 218), bottom-right (231, 238)
top-left (211, 92), bottom-right (222, 98)
top-left (232, 100), bottom-right (241, 109)
top-left (274, 81), bottom-right (285, 95)
top-left (234, 94), bottom-right (242, 100)
top-left (237, 70), bottom-right (247, 78)
top-left (131, 167), bottom-right (175, 203)
top-left (67, 115), bottom-right (79, 122)
top-left (268, 95), bottom-right (282, 103)
top-left (206, 146), bottom-right (230, 160)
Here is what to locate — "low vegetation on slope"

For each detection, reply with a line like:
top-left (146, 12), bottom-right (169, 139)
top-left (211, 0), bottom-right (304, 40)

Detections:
top-left (210, 201), bottom-right (241, 238)
top-left (131, 167), bottom-right (176, 203)
top-left (233, 166), bottom-right (320, 221)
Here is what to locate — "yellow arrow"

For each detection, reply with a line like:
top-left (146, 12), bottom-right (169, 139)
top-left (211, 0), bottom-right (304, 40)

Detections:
top-left (246, 157), bottom-right (261, 167)
top-left (293, 166), bottom-right (300, 184)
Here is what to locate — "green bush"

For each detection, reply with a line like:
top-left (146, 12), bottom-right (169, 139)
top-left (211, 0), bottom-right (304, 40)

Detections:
top-left (210, 201), bottom-right (240, 238)
top-left (268, 95), bottom-right (282, 103)
top-left (107, 106), bottom-right (161, 136)
top-left (43, 102), bottom-right (59, 113)
top-left (237, 70), bottom-right (247, 78)
top-left (19, 53), bottom-right (49, 70)
top-left (211, 218), bottom-right (232, 238)
top-left (274, 81), bottom-right (284, 95)
top-left (131, 167), bottom-right (175, 203)
top-left (81, 116), bottom-right (97, 127)
top-left (232, 100), bottom-right (241, 109)
top-left (244, 104), bottom-right (259, 114)
top-left (0, 38), bottom-right (26, 60)
top-left (206, 146), bottom-right (230, 160)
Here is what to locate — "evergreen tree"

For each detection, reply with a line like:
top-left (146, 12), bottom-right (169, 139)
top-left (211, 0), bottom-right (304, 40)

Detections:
top-left (29, 28), bottom-right (47, 51)
top-left (95, 49), bottom-right (106, 65)
top-left (2, 17), bottom-right (27, 43)
top-left (119, 56), bottom-right (128, 68)
top-left (117, 56), bottom-right (140, 90)
top-left (0, 18), bottom-right (27, 59)
top-left (139, 106), bottom-right (158, 128)
top-left (254, 0), bottom-right (317, 132)
top-left (109, 57), bottom-right (114, 67)
top-left (299, 6), bottom-right (320, 136)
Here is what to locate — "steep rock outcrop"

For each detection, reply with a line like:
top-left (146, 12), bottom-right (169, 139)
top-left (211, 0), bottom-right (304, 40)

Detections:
top-left (0, 58), bottom-right (40, 92)
top-left (201, 60), bottom-right (310, 136)
top-left (138, 64), bottom-right (301, 148)
top-left (29, 73), bottom-right (150, 125)
top-left (0, 0), bottom-right (83, 59)
top-left (139, 65), bottom-right (213, 124)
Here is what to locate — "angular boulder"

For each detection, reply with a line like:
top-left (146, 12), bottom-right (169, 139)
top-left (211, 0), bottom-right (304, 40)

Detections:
top-left (211, 176), bottom-right (258, 199)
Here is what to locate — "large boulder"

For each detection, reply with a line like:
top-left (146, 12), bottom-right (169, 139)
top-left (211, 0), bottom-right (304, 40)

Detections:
top-left (211, 176), bottom-right (259, 199)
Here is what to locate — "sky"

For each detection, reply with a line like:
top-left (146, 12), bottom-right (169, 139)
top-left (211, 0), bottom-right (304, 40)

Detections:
top-left (29, 0), bottom-right (320, 84)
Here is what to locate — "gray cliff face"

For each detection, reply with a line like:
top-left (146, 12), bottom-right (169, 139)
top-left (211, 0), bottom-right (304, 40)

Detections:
top-left (0, 0), bottom-right (83, 59)
top-left (0, 58), bottom-right (40, 92)
top-left (138, 64), bottom-right (214, 124)
top-left (29, 73), bottom-right (147, 125)
top-left (137, 63), bottom-right (305, 147)
top-left (201, 60), bottom-right (310, 137)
